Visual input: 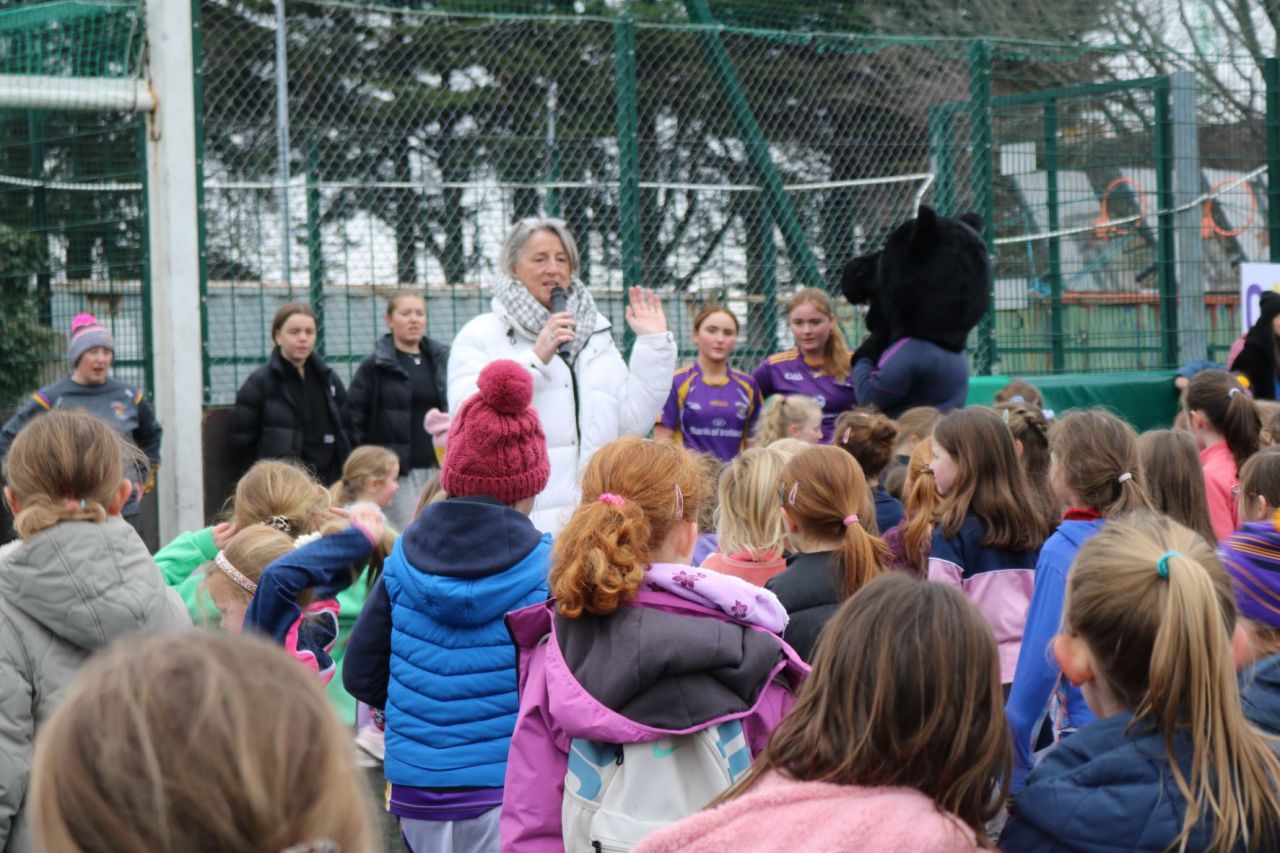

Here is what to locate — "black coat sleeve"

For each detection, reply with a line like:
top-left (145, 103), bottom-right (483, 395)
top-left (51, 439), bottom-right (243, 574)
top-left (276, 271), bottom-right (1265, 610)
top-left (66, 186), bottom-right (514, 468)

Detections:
top-left (342, 577), bottom-right (393, 709)
top-left (330, 372), bottom-right (354, 460)
top-left (133, 397), bottom-right (164, 469)
top-left (347, 356), bottom-right (375, 447)
top-left (1230, 339), bottom-right (1275, 400)
top-left (228, 371), bottom-right (266, 473)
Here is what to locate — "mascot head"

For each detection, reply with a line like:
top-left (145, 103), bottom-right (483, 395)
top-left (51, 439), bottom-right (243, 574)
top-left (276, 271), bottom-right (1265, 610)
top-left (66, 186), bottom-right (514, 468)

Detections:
top-left (841, 205), bottom-right (991, 354)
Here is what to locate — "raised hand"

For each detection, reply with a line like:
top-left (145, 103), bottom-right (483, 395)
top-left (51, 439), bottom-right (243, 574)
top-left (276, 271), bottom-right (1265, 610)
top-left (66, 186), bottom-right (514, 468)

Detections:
top-left (625, 287), bottom-right (667, 337)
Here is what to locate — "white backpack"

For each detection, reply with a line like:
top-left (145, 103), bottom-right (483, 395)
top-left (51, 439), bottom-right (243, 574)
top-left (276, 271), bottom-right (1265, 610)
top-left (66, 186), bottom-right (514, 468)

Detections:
top-left (561, 719), bottom-right (752, 852)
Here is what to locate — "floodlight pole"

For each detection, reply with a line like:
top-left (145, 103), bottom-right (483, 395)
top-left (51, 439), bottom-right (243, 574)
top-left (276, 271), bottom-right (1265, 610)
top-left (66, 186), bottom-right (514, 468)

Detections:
top-left (145, 0), bottom-right (206, 540)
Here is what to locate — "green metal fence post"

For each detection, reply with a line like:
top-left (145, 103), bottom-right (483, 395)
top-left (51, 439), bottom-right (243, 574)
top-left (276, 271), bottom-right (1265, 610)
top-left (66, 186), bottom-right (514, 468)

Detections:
top-left (27, 110), bottom-right (51, 326)
top-left (1154, 76), bottom-right (1179, 367)
top-left (614, 15), bottom-right (641, 355)
top-left (1043, 98), bottom-right (1065, 371)
top-left (759, 202), bottom-right (777, 353)
top-left (1267, 57), bottom-right (1280, 263)
top-left (927, 105), bottom-right (957, 217)
top-left (968, 39), bottom-right (997, 374)
top-left (683, 0), bottom-right (824, 288)
top-left (306, 137), bottom-right (325, 358)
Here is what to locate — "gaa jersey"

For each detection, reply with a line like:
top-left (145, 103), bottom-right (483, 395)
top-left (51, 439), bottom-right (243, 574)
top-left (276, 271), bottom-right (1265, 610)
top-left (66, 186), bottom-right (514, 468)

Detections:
top-left (659, 363), bottom-right (762, 462)
top-left (751, 349), bottom-right (858, 442)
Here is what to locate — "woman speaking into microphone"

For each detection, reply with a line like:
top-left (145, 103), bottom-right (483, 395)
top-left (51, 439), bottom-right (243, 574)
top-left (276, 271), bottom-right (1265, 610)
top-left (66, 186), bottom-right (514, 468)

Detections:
top-left (447, 218), bottom-right (676, 533)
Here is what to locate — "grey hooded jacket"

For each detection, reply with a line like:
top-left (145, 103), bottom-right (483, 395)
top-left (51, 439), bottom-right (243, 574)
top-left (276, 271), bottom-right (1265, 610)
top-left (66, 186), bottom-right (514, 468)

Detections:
top-left (0, 518), bottom-right (190, 852)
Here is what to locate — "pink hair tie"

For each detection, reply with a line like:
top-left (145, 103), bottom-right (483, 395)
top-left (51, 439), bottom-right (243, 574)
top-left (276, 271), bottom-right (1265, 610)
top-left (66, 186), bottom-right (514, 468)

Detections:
top-left (598, 493), bottom-right (626, 508)
top-left (843, 514), bottom-right (859, 527)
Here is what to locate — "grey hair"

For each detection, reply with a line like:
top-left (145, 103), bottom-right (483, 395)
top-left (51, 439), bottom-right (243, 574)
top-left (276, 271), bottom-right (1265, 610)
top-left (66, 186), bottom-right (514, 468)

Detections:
top-left (500, 217), bottom-right (581, 281)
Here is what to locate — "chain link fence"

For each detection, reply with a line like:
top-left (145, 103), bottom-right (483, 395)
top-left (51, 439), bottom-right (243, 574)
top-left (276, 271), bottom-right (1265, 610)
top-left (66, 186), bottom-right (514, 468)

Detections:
top-left (0, 1), bottom-right (1278, 406)
top-left (0, 1), bottom-right (150, 407)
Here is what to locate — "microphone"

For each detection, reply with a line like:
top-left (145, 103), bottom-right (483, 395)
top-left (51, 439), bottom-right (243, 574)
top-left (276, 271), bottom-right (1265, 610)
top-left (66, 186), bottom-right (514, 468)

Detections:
top-left (549, 286), bottom-right (572, 359)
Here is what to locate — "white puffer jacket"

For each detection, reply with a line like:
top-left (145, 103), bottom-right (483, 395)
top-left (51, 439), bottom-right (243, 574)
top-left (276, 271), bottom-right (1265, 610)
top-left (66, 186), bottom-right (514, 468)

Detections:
top-left (448, 297), bottom-right (676, 533)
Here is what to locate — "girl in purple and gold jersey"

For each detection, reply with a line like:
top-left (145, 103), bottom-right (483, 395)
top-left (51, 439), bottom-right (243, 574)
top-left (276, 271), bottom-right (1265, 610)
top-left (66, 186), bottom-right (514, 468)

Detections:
top-left (655, 305), bottom-right (763, 463)
top-left (752, 288), bottom-right (857, 443)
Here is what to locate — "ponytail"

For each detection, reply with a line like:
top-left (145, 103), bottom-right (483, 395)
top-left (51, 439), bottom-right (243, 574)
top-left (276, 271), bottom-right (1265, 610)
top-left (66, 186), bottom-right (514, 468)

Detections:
top-left (901, 441), bottom-right (938, 576)
top-left (551, 498), bottom-right (652, 618)
top-left (782, 446), bottom-right (888, 598)
top-left (550, 437), bottom-right (707, 619)
top-left (1185, 370), bottom-right (1261, 471)
top-left (1068, 514), bottom-right (1280, 852)
top-left (839, 517), bottom-right (886, 598)
top-left (12, 496), bottom-right (108, 540)
top-left (1224, 388), bottom-right (1262, 471)
top-left (2, 410), bottom-right (135, 540)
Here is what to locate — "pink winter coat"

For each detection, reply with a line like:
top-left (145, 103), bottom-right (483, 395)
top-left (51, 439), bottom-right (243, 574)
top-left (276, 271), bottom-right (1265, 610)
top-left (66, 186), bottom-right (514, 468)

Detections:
top-left (633, 772), bottom-right (983, 852)
top-left (500, 576), bottom-right (809, 853)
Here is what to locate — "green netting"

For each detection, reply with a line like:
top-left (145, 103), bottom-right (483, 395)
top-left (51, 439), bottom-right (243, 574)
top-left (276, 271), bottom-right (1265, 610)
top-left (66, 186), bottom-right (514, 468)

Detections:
top-left (0, 1), bottom-right (145, 78)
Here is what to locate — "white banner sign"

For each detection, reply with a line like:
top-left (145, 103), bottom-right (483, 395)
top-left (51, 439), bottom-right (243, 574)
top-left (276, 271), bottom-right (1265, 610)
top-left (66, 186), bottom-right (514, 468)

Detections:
top-left (1241, 263), bottom-right (1280, 333)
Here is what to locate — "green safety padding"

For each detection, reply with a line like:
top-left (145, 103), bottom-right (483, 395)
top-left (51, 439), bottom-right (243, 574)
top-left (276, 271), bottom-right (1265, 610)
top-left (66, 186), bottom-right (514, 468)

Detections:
top-left (967, 371), bottom-right (1180, 432)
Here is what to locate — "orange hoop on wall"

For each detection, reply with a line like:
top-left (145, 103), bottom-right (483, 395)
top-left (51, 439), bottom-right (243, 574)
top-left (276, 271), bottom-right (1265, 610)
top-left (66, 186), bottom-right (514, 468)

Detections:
top-left (1200, 178), bottom-right (1258, 239)
top-left (1093, 175), bottom-right (1148, 239)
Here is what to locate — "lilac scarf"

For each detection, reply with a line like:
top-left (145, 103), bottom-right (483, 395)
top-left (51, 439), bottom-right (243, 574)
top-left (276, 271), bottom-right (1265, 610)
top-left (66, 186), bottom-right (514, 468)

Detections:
top-left (644, 562), bottom-right (789, 635)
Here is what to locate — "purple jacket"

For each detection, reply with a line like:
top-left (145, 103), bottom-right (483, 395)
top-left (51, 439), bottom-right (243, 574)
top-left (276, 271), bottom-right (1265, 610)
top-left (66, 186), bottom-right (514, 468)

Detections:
top-left (501, 586), bottom-right (808, 852)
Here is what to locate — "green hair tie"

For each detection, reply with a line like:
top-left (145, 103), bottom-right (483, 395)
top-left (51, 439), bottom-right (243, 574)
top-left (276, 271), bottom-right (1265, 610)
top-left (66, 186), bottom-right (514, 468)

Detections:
top-left (1156, 550), bottom-right (1180, 579)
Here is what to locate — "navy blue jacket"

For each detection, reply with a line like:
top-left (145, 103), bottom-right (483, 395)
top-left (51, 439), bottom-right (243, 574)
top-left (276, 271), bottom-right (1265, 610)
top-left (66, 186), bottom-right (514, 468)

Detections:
top-left (1243, 651), bottom-right (1280, 736)
top-left (852, 337), bottom-right (968, 417)
top-left (872, 483), bottom-right (904, 534)
top-left (343, 495), bottom-right (550, 789)
top-left (243, 526), bottom-right (373, 679)
top-left (1001, 712), bottom-right (1246, 852)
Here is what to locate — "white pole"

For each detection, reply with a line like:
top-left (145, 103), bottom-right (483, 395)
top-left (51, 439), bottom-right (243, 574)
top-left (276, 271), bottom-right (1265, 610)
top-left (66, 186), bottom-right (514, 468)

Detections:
top-left (145, 0), bottom-right (205, 540)
top-left (275, 0), bottom-right (292, 287)
top-left (0, 75), bottom-right (154, 112)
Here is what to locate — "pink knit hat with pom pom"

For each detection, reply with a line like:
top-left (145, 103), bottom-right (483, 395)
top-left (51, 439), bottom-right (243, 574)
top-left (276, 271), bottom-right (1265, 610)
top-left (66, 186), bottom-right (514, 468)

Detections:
top-left (68, 313), bottom-right (114, 366)
top-left (440, 360), bottom-right (549, 504)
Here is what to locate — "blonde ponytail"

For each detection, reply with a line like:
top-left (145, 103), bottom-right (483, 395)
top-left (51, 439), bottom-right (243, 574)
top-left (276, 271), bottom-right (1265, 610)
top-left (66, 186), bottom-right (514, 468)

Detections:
top-left (2, 410), bottom-right (136, 540)
top-left (1068, 513), bottom-right (1280, 852)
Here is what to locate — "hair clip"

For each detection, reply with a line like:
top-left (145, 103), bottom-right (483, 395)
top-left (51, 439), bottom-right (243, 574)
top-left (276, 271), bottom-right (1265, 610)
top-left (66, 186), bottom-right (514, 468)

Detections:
top-left (1002, 408), bottom-right (1011, 424)
top-left (843, 514), bottom-right (859, 527)
top-left (1010, 395), bottom-right (1026, 404)
top-left (787, 482), bottom-right (799, 506)
top-left (1117, 472), bottom-right (1133, 484)
top-left (265, 515), bottom-right (292, 533)
top-left (598, 492), bottom-right (626, 508)
top-left (673, 483), bottom-right (684, 520)
top-left (1229, 387), bottom-right (1242, 398)
top-left (1155, 550), bottom-right (1180, 579)
top-left (214, 552), bottom-right (257, 594)
top-left (841, 427), bottom-right (852, 445)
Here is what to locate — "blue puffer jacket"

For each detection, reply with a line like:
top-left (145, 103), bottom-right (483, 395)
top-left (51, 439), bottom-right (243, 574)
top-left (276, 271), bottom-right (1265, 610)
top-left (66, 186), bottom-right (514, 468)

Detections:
top-left (344, 495), bottom-right (550, 789)
top-left (1001, 712), bottom-right (1247, 852)
top-left (1243, 651), bottom-right (1280, 736)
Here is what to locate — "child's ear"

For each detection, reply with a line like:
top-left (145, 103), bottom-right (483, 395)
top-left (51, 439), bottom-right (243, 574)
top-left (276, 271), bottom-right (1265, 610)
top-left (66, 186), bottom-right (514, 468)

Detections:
top-left (676, 519), bottom-right (698, 562)
top-left (1232, 622), bottom-right (1253, 671)
top-left (3, 486), bottom-right (19, 517)
top-left (1250, 494), bottom-right (1270, 524)
top-left (1053, 633), bottom-right (1095, 687)
top-left (780, 507), bottom-right (798, 534)
top-left (106, 479), bottom-right (133, 515)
